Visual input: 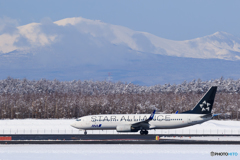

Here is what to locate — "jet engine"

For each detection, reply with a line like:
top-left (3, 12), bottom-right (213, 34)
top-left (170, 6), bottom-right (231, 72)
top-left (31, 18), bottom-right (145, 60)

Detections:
top-left (116, 125), bottom-right (138, 132)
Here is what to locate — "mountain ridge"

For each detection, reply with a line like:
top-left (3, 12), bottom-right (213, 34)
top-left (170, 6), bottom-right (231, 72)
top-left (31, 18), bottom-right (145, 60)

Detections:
top-left (1, 17), bottom-right (240, 60)
top-left (0, 17), bottom-right (240, 85)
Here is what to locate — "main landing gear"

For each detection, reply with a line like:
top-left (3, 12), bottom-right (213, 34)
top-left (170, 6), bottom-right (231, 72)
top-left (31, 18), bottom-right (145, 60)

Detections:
top-left (84, 130), bottom-right (87, 135)
top-left (140, 130), bottom-right (148, 135)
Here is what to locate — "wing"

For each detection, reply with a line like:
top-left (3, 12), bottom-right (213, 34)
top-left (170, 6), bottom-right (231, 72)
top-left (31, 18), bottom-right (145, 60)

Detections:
top-left (131, 110), bottom-right (156, 130)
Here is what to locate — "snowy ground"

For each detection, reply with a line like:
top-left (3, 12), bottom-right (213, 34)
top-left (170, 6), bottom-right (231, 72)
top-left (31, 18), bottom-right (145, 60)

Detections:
top-left (160, 136), bottom-right (240, 141)
top-left (1, 120), bottom-right (239, 160)
top-left (0, 144), bottom-right (239, 160)
top-left (0, 119), bottom-right (240, 135)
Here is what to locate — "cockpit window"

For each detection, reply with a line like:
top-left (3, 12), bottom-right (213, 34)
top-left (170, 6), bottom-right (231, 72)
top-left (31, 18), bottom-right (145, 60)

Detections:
top-left (76, 119), bottom-right (81, 121)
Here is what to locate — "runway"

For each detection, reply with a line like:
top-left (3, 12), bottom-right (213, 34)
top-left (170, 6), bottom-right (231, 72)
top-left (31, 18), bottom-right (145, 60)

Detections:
top-left (1, 134), bottom-right (240, 141)
top-left (0, 134), bottom-right (240, 144)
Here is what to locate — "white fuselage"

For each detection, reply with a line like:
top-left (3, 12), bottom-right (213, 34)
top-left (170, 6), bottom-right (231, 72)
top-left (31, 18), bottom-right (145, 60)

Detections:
top-left (71, 113), bottom-right (212, 131)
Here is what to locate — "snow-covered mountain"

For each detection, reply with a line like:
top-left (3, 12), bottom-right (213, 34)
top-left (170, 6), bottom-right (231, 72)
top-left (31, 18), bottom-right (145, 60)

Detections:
top-left (1, 17), bottom-right (240, 60)
top-left (0, 17), bottom-right (240, 85)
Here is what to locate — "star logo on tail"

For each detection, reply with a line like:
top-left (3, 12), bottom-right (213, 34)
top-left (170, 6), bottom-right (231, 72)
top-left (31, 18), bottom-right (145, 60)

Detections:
top-left (200, 101), bottom-right (211, 112)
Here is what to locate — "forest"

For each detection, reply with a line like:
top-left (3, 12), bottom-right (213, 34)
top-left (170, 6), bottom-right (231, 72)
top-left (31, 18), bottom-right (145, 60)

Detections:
top-left (0, 77), bottom-right (239, 120)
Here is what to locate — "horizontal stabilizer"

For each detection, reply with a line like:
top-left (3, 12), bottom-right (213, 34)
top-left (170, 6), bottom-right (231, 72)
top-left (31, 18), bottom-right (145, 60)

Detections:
top-left (213, 113), bottom-right (221, 117)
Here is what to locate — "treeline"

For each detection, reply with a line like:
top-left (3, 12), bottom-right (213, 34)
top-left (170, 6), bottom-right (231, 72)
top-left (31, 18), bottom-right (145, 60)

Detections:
top-left (0, 77), bottom-right (239, 120)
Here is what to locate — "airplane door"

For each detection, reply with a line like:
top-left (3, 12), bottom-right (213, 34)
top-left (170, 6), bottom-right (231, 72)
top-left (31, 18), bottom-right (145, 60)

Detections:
top-left (86, 117), bottom-right (91, 126)
top-left (92, 117), bottom-right (96, 125)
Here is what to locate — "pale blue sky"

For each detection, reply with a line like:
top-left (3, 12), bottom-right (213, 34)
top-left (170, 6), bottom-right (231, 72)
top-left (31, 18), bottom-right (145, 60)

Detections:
top-left (0, 0), bottom-right (240, 40)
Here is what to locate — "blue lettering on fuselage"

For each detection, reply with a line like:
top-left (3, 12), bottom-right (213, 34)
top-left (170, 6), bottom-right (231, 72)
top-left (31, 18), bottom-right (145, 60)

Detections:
top-left (91, 124), bottom-right (102, 127)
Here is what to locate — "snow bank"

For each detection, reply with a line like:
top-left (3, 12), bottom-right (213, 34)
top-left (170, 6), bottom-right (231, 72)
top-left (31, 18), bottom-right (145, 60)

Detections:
top-left (0, 144), bottom-right (239, 160)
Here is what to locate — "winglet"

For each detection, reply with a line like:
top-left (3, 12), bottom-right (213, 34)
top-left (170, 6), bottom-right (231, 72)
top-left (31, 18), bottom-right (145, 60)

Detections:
top-left (148, 110), bottom-right (156, 120)
top-left (175, 111), bottom-right (178, 114)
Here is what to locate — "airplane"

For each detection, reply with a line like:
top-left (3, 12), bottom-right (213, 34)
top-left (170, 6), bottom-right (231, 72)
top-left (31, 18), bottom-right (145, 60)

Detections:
top-left (71, 86), bottom-right (218, 135)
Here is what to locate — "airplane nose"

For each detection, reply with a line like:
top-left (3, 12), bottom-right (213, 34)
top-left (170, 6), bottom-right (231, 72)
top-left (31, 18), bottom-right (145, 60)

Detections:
top-left (71, 122), bottom-right (77, 128)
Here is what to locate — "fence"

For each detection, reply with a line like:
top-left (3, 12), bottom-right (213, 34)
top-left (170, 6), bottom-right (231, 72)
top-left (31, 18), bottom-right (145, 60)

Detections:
top-left (0, 128), bottom-right (240, 135)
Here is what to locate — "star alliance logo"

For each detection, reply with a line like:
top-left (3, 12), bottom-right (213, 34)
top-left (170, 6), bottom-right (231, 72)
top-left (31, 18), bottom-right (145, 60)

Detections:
top-left (200, 100), bottom-right (211, 112)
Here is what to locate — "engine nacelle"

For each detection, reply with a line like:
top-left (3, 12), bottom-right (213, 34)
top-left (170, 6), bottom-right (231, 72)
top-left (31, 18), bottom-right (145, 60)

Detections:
top-left (116, 125), bottom-right (138, 132)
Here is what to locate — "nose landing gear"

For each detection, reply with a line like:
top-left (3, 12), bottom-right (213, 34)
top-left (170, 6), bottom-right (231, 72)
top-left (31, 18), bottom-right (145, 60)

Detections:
top-left (140, 130), bottom-right (148, 135)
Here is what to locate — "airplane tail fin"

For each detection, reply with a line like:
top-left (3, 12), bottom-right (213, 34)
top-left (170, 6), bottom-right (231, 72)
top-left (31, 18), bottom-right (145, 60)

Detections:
top-left (181, 86), bottom-right (217, 114)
